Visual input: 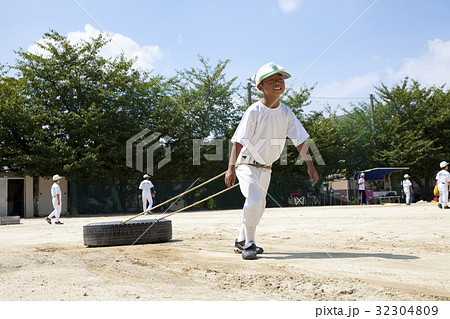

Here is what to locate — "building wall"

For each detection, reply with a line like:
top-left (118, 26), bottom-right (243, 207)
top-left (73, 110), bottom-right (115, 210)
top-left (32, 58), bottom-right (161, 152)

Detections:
top-left (0, 174), bottom-right (68, 217)
top-left (0, 178), bottom-right (6, 217)
top-left (329, 179), bottom-right (352, 204)
top-left (330, 179), bottom-right (350, 190)
top-left (24, 176), bottom-right (33, 218)
top-left (0, 175), bottom-right (32, 217)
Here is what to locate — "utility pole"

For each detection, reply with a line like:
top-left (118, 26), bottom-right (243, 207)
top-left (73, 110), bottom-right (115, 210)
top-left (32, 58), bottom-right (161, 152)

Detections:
top-left (370, 94), bottom-right (375, 132)
top-left (247, 81), bottom-right (253, 107)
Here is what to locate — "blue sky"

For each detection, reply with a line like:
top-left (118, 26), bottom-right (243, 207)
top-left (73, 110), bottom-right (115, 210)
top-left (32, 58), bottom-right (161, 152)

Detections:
top-left (1, 0), bottom-right (450, 114)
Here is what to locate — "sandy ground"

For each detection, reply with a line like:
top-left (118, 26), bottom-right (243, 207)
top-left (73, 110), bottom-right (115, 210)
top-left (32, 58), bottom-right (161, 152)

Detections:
top-left (0, 202), bottom-right (449, 301)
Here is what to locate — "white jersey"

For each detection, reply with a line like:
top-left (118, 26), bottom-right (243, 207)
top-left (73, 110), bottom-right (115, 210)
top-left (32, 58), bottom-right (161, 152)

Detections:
top-left (402, 179), bottom-right (412, 191)
top-left (436, 170), bottom-right (450, 184)
top-left (51, 183), bottom-right (61, 198)
top-left (358, 178), bottom-right (365, 190)
top-left (139, 180), bottom-right (154, 194)
top-left (231, 101), bottom-right (309, 165)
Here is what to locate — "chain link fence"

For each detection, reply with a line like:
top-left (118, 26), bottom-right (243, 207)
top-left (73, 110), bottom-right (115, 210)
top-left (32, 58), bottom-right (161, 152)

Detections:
top-left (68, 175), bottom-right (331, 215)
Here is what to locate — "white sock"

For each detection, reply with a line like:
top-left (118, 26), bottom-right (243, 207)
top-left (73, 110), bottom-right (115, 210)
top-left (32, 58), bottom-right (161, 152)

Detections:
top-left (237, 224), bottom-right (245, 242)
top-left (244, 225), bottom-right (256, 245)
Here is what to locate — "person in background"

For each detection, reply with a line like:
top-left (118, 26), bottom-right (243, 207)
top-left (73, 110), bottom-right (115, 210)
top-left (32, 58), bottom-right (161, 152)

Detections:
top-left (402, 174), bottom-right (414, 205)
top-left (139, 174), bottom-right (156, 214)
top-left (358, 172), bottom-right (366, 205)
top-left (45, 174), bottom-right (64, 225)
top-left (435, 161), bottom-right (450, 209)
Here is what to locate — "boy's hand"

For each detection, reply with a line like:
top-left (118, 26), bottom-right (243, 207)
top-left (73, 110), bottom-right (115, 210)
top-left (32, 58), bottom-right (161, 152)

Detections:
top-left (307, 165), bottom-right (319, 186)
top-left (225, 166), bottom-right (237, 188)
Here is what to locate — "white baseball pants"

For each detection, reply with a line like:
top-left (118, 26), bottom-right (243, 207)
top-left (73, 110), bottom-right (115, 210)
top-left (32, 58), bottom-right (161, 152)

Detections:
top-left (403, 189), bottom-right (411, 204)
top-left (236, 164), bottom-right (271, 244)
top-left (438, 184), bottom-right (448, 206)
top-left (142, 193), bottom-right (153, 212)
top-left (48, 198), bottom-right (61, 222)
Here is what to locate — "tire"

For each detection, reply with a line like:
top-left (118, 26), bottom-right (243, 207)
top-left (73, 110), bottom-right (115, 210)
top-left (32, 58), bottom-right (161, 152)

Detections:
top-left (83, 218), bottom-right (172, 247)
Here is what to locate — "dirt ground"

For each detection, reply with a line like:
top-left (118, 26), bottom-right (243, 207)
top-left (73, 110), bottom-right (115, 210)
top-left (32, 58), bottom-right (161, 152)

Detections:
top-left (0, 202), bottom-right (449, 301)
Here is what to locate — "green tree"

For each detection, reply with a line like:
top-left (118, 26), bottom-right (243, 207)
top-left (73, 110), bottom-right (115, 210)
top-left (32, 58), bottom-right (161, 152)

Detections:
top-left (150, 56), bottom-right (240, 182)
top-left (335, 102), bottom-right (377, 178)
top-left (2, 30), bottom-right (179, 213)
top-left (11, 30), bottom-right (169, 180)
top-left (374, 78), bottom-right (449, 198)
top-left (335, 78), bottom-right (449, 200)
top-left (0, 66), bottom-right (39, 171)
top-left (174, 56), bottom-right (239, 138)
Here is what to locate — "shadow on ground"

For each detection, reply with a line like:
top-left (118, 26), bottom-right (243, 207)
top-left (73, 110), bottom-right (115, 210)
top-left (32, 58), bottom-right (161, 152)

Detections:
top-left (262, 252), bottom-right (420, 260)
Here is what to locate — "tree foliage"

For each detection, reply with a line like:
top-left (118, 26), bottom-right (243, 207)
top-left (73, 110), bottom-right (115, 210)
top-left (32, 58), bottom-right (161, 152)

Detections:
top-left (332, 78), bottom-right (449, 198)
top-left (5, 30), bottom-right (165, 180)
top-left (0, 67), bottom-right (37, 171)
top-left (150, 56), bottom-right (240, 181)
top-left (1, 29), bottom-right (449, 207)
top-left (373, 79), bottom-right (450, 196)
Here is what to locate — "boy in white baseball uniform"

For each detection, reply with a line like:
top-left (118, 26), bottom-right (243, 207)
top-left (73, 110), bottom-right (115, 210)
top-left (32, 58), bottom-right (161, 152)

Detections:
top-left (435, 161), bottom-right (450, 209)
top-left (45, 174), bottom-right (63, 225)
top-left (402, 174), bottom-right (413, 205)
top-left (358, 173), bottom-right (366, 205)
top-left (139, 174), bottom-right (155, 214)
top-left (225, 62), bottom-right (319, 260)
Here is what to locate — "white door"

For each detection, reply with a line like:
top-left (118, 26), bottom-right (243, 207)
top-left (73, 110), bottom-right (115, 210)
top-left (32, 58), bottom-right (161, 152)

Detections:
top-left (0, 178), bottom-right (7, 216)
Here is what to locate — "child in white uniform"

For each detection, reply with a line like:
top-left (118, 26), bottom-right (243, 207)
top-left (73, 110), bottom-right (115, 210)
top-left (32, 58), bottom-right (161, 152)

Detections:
top-left (402, 174), bottom-right (413, 205)
top-left (225, 62), bottom-right (319, 260)
top-left (435, 161), bottom-right (450, 209)
top-left (358, 173), bottom-right (366, 205)
top-left (45, 174), bottom-right (63, 225)
top-left (139, 174), bottom-right (155, 213)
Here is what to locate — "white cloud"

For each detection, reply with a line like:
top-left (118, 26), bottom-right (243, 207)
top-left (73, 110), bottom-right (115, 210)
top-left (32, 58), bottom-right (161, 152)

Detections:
top-left (315, 72), bottom-right (380, 98)
top-left (312, 38), bottom-right (450, 102)
top-left (391, 38), bottom-right (450, 88)
top-left (278, 0), bottom-right (302, 13)
top-left (27, 24), bottom-right (162, 71)
top-left (302, 39), bottom-right (450, 114)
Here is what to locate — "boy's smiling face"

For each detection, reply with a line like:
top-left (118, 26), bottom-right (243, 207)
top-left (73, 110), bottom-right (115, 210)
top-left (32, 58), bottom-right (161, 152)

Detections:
top-left (257, 73), bottom-right (286, 97)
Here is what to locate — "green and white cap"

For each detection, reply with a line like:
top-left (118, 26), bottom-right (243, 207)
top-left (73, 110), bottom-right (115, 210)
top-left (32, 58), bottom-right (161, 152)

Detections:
top-left (440, 161), bottom-right (449, 168)
top-left (52, 174), bottom-right (62, 181)
top-left (255, 62), bottom-right (291, 85)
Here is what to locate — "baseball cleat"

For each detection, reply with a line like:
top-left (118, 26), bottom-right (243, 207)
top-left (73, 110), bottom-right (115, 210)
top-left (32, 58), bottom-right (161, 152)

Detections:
top-left (234, 240), bottom-right (263, 254)
top-left (45, 217), bottom-right (52, 224)
top-left (241, 243), bottom-right (258, 260)
top-left (55, 221), bottom-right (64, 225)
top-left (438, 203), bottom-right (442, 209)
top-left (444, 206), bottom-right (450, 209)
